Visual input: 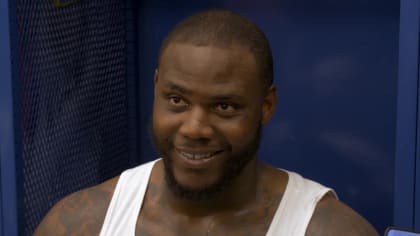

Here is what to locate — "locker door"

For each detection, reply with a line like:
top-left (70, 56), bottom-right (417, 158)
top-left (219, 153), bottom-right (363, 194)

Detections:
top-left (395, 0), bottom-right (420, 231)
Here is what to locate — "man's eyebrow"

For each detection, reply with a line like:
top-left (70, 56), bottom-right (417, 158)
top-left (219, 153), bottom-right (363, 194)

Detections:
top-left (209, 94), bottom-right (245, 101)
top-left (164, 82), bottom-right (192, 94)
top-left (163, 81), bottom-right (245, 100)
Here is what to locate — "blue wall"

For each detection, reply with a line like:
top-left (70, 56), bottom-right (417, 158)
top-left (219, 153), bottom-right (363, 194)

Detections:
top-left (136, 1), bottom-right (399, 233)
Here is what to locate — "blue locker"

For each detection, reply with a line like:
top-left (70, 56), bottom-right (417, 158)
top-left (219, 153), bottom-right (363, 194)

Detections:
top-left (1, 0), bottom-right (419, 235)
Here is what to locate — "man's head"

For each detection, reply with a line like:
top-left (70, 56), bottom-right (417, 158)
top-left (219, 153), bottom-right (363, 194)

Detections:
top-left (158, 9), bottom-right (273, 90)
top-left (151, 9), bottom-right (276, 201)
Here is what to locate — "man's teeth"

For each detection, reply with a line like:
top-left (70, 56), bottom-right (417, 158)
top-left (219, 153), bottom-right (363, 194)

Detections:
top-left (180, 151), bottom-right (214, 160)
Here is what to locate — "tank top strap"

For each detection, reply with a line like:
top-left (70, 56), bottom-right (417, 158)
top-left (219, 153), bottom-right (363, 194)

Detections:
top-left (99, 159), bottom-right (158, 236)
top-left (265, 170), bottom-right (336, 236)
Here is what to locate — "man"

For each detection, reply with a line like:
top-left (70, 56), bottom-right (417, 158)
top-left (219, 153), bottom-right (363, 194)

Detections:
top-left (35, 9), bottom-right (379, 236)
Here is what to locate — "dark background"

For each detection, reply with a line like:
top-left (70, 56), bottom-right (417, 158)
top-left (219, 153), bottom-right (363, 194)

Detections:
top-left (137, 1), bottom-right (399, 233)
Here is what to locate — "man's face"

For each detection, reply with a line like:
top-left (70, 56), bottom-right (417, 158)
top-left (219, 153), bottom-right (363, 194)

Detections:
top-left (152, 43), bottom-right (274, 200)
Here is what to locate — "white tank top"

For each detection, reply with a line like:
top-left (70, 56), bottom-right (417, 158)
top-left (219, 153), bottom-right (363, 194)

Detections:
top-left (99, 159), bottom-right (335, 236)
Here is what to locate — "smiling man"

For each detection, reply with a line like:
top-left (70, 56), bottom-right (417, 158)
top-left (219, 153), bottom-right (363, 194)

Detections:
top-left (35, 9), bottom-right (379, 236)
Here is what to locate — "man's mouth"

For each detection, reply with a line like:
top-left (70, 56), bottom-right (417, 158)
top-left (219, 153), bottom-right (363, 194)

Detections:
top-left (176, 148), bottom-right (223, 161)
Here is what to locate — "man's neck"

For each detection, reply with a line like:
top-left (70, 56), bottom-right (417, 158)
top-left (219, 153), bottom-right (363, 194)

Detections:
top-left (161, 159), bottom-right (262, 218)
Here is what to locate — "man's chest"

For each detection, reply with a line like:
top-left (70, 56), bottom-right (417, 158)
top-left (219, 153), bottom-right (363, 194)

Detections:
top-left (134, 212), bottom-right (273, 236)
top-left (134, 197), bottom-right (280, 236)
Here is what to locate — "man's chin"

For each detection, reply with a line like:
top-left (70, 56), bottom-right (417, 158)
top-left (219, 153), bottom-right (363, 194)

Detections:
top-left (174, 173), bottom-right (219, 191)
top-left (164, 167), bottom-right (224, 201)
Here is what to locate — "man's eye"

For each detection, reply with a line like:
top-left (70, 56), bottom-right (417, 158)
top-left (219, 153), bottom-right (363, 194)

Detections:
top-left (215, 103), bottom-right (235, 112)
top-left (169, 96), bottom-right (187, 106)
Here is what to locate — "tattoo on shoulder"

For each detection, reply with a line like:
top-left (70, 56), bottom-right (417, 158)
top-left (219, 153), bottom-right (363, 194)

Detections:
top-left (36, 183), bottom-right (115, 236)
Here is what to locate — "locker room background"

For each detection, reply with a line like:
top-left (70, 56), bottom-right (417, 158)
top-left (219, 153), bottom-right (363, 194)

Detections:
top-left (1, 0), bottom-right (419, 235)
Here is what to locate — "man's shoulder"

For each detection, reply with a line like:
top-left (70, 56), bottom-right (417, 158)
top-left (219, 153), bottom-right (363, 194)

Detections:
top-left (306, 194), bottom-right (379, 236)
top-left (33, 176), bottom-right (119, 236)
top-left (261, 164), bottom-right (379, 236)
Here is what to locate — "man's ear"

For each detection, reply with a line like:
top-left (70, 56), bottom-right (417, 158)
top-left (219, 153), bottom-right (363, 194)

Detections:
top-left (261, 85), bottom-right (277, 125)
top-left (154, 69), bottom-right (159, 83)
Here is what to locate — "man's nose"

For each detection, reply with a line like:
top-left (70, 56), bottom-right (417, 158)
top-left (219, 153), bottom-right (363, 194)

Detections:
top-left (178, 107), bottom-right (214, 139)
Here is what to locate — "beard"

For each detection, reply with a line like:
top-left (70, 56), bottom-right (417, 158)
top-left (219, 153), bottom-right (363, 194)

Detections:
top-left (151, 123), bottom-right (262, 202)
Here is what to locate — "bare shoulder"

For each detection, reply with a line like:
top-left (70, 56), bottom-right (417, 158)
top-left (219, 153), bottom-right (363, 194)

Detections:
top-left (306, 194), bottom-right (379, 236)
top-left (34, 176), bottom-right (119, 236)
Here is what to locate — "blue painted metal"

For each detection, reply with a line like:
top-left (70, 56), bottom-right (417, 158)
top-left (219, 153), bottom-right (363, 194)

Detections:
top-left (0, 146), bottom-right (2, 236)
top-left (395, 0), bottom-right (420, 230)
top-left (0, 0), bottom-right (18, 235)
top-left (417, 70), bottom-right (420, 229)
top-left (416, 0), bottom-right (420, 229)
top-left (137, 1), bottom-right (399, 233)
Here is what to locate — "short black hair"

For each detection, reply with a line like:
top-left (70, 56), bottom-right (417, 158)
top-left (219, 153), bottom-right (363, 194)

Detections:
top-left (158, 9), bottom-right (274, 89)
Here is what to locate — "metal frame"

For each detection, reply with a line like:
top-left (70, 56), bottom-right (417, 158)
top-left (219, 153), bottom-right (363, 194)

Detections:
top-left (0, 0), bottom-right (18, 235)
top-left (416, 4), bottom-right (420, 227)
top-left (395, 0), bottom-right (420, 230)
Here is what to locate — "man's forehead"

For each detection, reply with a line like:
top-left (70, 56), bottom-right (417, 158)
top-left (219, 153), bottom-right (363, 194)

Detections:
top-left (157, 42), bottom-right (263, 93)
top-left (159, 69), bottom-right (251, 88)
top-left (160, 42), bottom-right (253, 60)
top-left (159, 43), bottom-right (256, 74)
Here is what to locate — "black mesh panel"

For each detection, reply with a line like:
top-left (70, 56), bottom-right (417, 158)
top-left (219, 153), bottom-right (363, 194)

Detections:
top-left (16, 0), bottom-right (129, 234)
